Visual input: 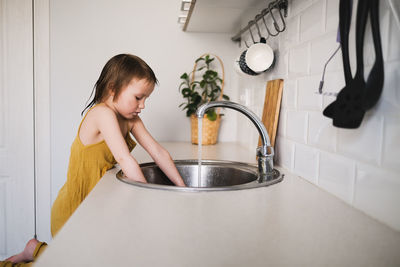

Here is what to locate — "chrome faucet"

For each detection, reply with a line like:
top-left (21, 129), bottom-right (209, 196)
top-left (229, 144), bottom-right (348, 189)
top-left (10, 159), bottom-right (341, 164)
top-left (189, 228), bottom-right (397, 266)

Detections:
top-left (196, 101), bottom-right (274, 182)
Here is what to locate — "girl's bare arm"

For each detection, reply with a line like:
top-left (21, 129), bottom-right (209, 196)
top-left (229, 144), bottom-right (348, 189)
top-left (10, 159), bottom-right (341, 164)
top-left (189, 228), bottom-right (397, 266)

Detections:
top-left (131, 116), bottom-right (186, 187)
top-left (94, 106), bottom-right (147, 183)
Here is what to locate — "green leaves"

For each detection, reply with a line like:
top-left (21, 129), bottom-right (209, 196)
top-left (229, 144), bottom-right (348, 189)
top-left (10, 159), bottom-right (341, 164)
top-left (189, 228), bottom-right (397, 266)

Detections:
top-left (180, 73), bottom-right (188, 79)
top-left (181, 88), bottom-right (191, 97)
top-left (206, 109), bottom-right (217, 121)
top-left (178, 54), bottom-right (230, 121)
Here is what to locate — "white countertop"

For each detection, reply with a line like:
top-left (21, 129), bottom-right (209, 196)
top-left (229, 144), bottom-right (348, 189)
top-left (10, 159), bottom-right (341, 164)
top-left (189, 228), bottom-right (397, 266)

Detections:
top-left (36, 142), bottom-right (400, 267)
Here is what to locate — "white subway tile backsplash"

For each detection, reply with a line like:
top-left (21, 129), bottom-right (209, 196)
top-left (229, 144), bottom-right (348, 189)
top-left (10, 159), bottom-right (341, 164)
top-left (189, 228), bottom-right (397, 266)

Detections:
top-left (373, 61), bottom-right (400, 115)
top-left (297, 75), bottom-right (323, 110)
top-left (239, 87), bottom-right (254, 107)
top-left (310, 31), bottom-right (342, 75)
top-left (288, 43), bottom-right (310, 75)
top-left (237, 112), bottom-right (258, 151)
top-left (388, 5), bottom-right (400, 61)
top-left (379, 0), bottom-right (391, 62)
top-left (382, 115), bottom-right (400, 172)
top-left (277, 108), bottom-right (287, 137)
top-left (279, 16), bottom-right (300, 50)
top-left (282, 79), bottom-right (297, 109)
top-left (275, 138), bottom-right (294, 171)
top-left (252, 105), bottom-right (263, 120)
top-left (294, 143), bottom-right (319, 184)
top-left (354, 163), bottom-right (400, 231)
top-left (286, 110), bottom-right (308, 143)
top-left (337, 115), bottom-right (383, 165)
top-left (325, 0), bottom-right (340, 32)
top-left (237, 0), bottom-right (400, 231)
top-left (272, 50), bottom-right (289, 78)
top-left (299, 0), bottom-right (325, 42)
top-left (289, 0), bottom-right (314, 17)
top-left (319, 152), bottom-right (355, 203)
top-left (308, 111), bottom-right (337, 151)
top-left (254, 88), bottom-right (267, 111)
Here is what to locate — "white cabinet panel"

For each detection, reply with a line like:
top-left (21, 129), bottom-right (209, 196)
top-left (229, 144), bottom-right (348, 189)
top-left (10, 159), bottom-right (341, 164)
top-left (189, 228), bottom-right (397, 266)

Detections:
top-left (0, 0), bottom-right (35, 258)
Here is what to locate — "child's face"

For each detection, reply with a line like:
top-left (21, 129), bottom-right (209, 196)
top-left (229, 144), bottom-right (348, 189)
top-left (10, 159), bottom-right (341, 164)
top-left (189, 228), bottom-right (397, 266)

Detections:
top-left (113, 78), bottom-right (154, 119)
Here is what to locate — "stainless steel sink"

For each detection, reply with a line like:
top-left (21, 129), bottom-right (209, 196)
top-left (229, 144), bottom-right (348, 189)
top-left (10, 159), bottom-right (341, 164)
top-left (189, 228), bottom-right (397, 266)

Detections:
top-left (116, 160), bottom-right (283, 191)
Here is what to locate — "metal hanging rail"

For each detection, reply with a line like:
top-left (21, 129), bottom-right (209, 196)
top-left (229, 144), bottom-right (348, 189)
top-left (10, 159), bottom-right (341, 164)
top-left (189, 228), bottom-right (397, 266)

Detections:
top-left (231, 0), bottom-right (288, 42)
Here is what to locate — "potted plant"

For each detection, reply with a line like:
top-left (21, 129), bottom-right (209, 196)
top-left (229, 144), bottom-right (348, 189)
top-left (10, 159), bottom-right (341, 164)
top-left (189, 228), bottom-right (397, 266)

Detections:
top-left (179, 54), bottom-right (229, 145)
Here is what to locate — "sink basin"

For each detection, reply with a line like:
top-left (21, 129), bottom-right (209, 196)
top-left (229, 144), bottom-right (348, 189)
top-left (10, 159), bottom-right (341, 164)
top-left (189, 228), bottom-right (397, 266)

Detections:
top-left (116, 160), bottom-right (283, 191)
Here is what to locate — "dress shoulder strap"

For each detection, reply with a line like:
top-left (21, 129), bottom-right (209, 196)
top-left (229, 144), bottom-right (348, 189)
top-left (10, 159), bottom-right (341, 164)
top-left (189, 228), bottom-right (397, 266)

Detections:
top-left (78, 103), bottom-right (103, 134)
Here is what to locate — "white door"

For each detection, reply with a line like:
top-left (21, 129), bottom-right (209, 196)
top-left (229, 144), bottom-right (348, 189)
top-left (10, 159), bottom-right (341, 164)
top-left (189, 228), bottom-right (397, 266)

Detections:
top-left (0, 0), bottom-right (35, 258)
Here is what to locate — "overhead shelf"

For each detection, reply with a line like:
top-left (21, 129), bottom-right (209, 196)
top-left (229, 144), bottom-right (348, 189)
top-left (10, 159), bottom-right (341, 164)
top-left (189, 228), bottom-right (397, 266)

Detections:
top-left (181, 0), bottom-right (264, 33)
top-left (179, 0), bottom-right (288, 44)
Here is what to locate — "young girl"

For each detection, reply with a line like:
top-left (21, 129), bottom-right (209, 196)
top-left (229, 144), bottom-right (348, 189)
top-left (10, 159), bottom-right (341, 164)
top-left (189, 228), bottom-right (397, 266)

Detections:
top-left (2, 54), bottom-right (185, 266)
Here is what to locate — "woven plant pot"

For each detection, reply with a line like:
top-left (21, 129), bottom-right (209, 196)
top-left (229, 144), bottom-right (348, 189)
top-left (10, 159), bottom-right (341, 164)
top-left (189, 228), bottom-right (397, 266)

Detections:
top-left (191, 114), bottom-right (221, 145)
top-left (188, 53), bottom-right (225, 145)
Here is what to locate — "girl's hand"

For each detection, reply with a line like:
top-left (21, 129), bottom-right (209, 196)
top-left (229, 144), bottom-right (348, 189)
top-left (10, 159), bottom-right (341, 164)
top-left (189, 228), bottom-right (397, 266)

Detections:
top-left (174, 179), bottom-right (186, 187)
top-left (130, 117), bottom-right (186, 187)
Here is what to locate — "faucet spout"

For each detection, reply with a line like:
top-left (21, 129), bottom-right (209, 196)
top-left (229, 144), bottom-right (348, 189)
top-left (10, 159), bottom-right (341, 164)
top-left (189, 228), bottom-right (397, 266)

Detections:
top-left (196, 101), bottom-right (274, 181)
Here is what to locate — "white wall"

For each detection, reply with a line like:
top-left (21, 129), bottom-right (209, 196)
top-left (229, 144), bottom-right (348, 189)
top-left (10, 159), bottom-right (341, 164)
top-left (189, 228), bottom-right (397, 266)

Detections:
top-left (236, 0), bottom-right (400, 231)
top-left (50, 0), bottom-right (240, 201)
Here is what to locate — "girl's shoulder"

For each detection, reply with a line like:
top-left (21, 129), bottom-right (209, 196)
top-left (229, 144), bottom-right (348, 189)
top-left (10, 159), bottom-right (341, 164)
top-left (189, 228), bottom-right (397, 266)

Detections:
top-left (81, 103), bottom-right (118, 127)
top-left (86, 103), bottom-right (115, 118)
top-left (86, 103), bottom-right (137, 132)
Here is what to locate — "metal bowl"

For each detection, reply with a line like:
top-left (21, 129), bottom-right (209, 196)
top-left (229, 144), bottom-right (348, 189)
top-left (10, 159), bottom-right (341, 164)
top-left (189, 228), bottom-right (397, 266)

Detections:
top-left (116, 160), bottom-right (283, 192)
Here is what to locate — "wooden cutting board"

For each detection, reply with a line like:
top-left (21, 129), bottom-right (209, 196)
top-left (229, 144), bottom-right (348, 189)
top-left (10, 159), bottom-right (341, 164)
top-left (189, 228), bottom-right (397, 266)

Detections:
top-left (258, 79), bottom-right (284, 148)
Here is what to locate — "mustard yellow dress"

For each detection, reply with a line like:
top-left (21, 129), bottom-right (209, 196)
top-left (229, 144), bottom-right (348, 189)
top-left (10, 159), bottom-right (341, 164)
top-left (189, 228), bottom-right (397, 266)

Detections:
top-left (51, 107), bottom-right (136, 236)
top-left (0, 107), bottom-right (135, 267)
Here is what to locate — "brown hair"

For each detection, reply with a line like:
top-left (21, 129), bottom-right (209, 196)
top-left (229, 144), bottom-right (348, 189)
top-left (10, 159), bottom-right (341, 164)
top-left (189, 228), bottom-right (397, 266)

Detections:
top-left (82, 54), bottom-right (158, 115)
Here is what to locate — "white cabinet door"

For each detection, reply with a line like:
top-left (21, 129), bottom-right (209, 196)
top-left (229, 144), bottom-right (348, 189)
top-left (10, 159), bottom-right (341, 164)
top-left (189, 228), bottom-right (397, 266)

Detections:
top-left (0, 0), bottom-right (35, 258)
